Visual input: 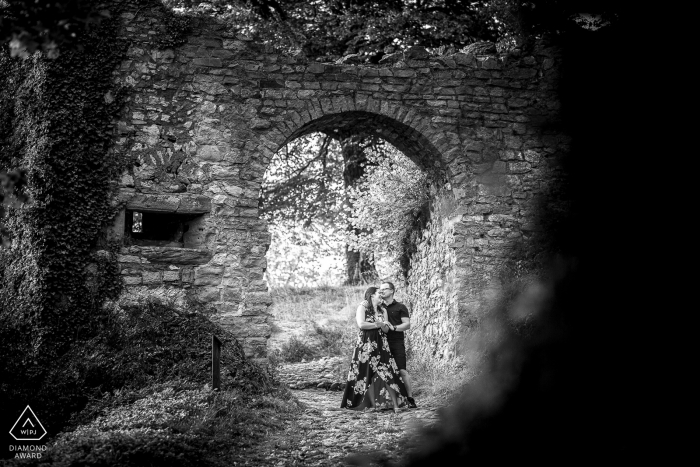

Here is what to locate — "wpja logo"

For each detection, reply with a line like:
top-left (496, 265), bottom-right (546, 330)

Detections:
top-left (8, 406), bottom-right (47, 460)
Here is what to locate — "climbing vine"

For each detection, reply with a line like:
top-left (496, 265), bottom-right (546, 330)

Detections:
top-left (155, 9), bottom-right (193, 49)
top-left (0, 0), bottom-right (196, 433)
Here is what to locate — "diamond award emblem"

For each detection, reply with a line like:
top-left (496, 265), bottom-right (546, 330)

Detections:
top-left (9, 406), bottom-right (46, 441)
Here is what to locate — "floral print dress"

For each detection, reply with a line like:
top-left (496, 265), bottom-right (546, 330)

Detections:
top-left (341, 301), bottom-right (409, 410)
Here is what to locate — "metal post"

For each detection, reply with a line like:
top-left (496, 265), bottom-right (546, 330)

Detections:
top-left (212, 334), bottom-right (222, 390)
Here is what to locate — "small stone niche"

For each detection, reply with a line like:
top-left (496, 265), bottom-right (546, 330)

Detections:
top-left (124, 210), bottom-right (206, 248)
top-left (112, 193), bottom-right (212, 249)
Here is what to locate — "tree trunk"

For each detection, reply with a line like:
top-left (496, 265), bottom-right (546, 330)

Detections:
top-left (341, 134), bottom-right (378, 285)
top-left (345, 247), bottom-right (378, 285)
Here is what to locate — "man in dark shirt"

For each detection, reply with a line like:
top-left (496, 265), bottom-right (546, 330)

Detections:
top-left (378, 281), bottom-right (417, 408)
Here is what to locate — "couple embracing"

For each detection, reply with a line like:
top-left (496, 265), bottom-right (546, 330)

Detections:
top-left (340, 281), bottom-right (417, 413)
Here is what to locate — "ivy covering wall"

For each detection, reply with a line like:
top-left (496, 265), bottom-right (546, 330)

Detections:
top-left (0, 0), bottom-right (193, 433)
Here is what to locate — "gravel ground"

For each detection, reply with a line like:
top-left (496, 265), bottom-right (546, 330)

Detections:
top-left (241, 358), bottom-right (442, 466)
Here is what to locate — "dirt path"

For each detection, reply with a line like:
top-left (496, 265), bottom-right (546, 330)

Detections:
top-left (246, 358), bottom-right (441, 466)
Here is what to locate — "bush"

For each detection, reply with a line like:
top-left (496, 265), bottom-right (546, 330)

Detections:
top-left (276, 335), bottom-right (316, 363)
top-left (0, 296), bottom-right (277, 445)
top-left (313, 321), bottom-right (356, 358)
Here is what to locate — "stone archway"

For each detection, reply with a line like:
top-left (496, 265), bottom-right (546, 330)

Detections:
top-left (109, 6), bottom-right (568, 364)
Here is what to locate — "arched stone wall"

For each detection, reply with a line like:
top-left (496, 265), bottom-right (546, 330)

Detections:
top-left (109, 6), bottom-right (568, 364)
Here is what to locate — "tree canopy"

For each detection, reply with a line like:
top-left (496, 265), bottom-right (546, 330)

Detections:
top-left (2, 1), bottom-right (622, 60)
top-left (261, 132), bottom-right (428, 285)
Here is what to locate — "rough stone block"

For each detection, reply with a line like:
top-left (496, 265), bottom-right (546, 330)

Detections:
top-left (178, 196), bottom-right (211, 213)
top-left (197, 286), bottom-right (220, 303)
top-left (240, 291), bottom-right (271, 305)
top-left (118, 254), bottom-right (141, 263)
top-left (181, 268), bottom-right (195, 283)
top-left (307, 63), bottom-right (325, 74)
top-left (480, 57), bottom-right (499, 69)
top-left (523, 150), bottom-right (541, 164)
top-left (404, 46), bottom-right (428, 60)
top-left (222, 287), bottom-right (242, 301)
top-left (126, 194), bottom-right (179, 212)
top-left (194, 266), bottom-right (225, 286)
top-left (251, 118), bottom-right (271, 130)
top-left (138, 247), bottom-right (213, 265)
top-left (163, 271), bottom-right (180, 282)
top-left (508, 98), bottom-right (529, 108)
top-left (508, 162), bottom-right (532, 174)
top-left (197, 145), bottom-right (224, 162)
top-left (123, 276), bottom-right (142, 285)
top-left (142, 271), bottom-right (162, 284)
top-left (193, 57), bottom-right (222, 67)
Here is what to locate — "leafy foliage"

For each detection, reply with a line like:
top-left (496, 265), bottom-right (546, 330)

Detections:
top-left (281, 0), bottom-right (499, 60)
top-left (265, 221), bottom-right (345, 288)
top-left (346, 145), bottom-right (429, 278)
top-left (1, 1), bottom-right (624, 62)
top-left (159, 0), bottom-right (620, 61)
top-left (262, 132), bottom-right (388, 285)
top-left (261, 133), bottom-right (345, 226)
top-left (262, 131), bottom-right (430, 284)
top-left (272, 335), bottom-right (317, 363)
top-left (0, 5), bottom-right (129, 374)
top-left (189, 0), bottom-right (499, 61)
top-left (0, 0), bottom-right (278, 58)
top-left (0, 169), bottom-right (28, 247)
top-left (0, 0), bottom-right (111, 58)
top-left (483, 0), bottom-right (621, 49)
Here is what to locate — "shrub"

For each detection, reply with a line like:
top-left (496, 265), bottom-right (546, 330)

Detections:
top-left (276, 335), bottom-right (316, 363)
top-left (0, 295), bottom-right (277, 447)
top-left (313, 321), bottom-right (356, 358)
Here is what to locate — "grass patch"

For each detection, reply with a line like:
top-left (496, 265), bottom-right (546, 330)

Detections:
top-left (408, 358), bottom-right (476, 404)
top-left (269, 285), bottom-right (364, 322)
top-left (268, 285), bottom-right (364, 362)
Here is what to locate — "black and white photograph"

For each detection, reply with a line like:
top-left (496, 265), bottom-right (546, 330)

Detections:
top-left (1, 1), bottom-right (653, 465)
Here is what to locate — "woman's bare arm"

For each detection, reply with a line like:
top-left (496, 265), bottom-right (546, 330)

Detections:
top-left (356, 303), bottom-right (381, 330)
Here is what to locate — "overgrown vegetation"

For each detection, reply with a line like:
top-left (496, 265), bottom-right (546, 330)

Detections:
top-left (267, 286), bottom-right (362, 362)
top-left (345, 144), bottom-right (429, 280)
top-left (0, 5), bottom-right (131, 439)
top-left (272, 335), bottom-right (317, 363)
top-left (1, 296), bottom-right (292, 465)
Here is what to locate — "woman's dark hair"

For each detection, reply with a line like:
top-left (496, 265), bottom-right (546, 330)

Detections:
top-left (364, 287), bottom-right (378, 304)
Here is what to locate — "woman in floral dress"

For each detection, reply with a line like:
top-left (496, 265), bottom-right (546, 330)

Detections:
top-left (340, 286), bottom-right (409, 412)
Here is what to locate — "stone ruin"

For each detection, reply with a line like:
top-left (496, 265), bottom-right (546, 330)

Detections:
top-left (108, 6), bottom-right (568, 364)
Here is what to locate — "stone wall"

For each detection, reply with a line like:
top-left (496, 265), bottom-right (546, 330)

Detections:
top-left (106, 4), bottom-right (568, 364)
top-left (404, 191), bottom-right (460, 365)
top-left (404, 146), bottom-right (566, 367)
